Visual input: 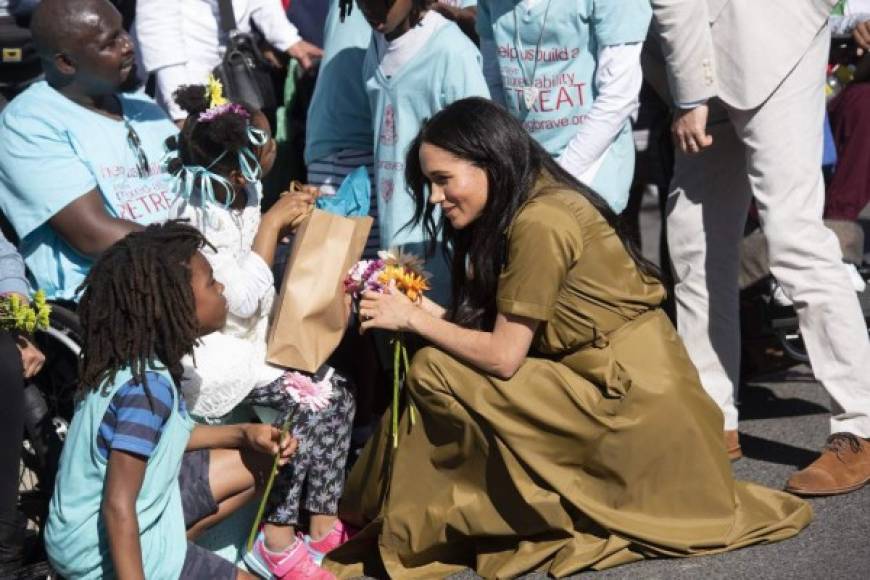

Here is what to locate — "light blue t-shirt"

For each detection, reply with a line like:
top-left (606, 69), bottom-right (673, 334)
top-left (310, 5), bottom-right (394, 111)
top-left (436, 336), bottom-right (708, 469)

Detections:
top-left (441, 0), bottom-right (478, 7)
top-left (364, 18), bottom-right (490, 249)
top-left (304, 0), bottom-right (374, 164)
top-left (477, 0), bottom-right (651, 211)
top-left (46, 367), bottom-right (193, 580)
top-left (0, 82), bottom-right (178, 300)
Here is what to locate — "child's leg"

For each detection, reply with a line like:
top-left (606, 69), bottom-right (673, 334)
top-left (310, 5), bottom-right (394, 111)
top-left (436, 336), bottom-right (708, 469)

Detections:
top-left (302, 380), bottom-right (356, 540)
top-left (242, 377), bottom-right (313, 551)
top-left (181, 541), bottom-right (256, 580)
top-left (258, 407), bottom-right (318, 551)
top-left (184, 447), bottom-right (272, 540)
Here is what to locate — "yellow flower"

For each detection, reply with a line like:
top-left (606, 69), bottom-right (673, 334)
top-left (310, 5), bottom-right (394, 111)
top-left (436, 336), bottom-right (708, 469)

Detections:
top-left (206, 75), bottom-right (228, 108)
top-left (379, 265), bottom-right (430, 302)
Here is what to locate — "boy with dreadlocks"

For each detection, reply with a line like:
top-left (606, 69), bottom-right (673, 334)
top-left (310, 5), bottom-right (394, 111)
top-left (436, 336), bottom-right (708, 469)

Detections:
top-left (45, 222), bottom-right (297, 580)
top-left (164, 79), bottom-right (354, 579)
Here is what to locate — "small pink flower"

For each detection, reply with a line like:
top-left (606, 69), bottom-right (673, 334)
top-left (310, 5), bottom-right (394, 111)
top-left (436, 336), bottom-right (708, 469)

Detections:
top-left (198, 103), bottom-right (251, 122)
top-left (282, 372), bottom-right (334, 412)
top-left (345, 258), bottom-right (386, 299)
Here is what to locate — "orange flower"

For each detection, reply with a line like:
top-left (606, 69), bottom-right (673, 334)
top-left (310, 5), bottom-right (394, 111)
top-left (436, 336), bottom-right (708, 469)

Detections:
top-left (378, 265), bottom-right (430, 302)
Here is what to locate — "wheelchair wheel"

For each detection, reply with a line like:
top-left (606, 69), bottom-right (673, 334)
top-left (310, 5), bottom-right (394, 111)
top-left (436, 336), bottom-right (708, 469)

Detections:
top-left (770, 283), bottom-right (870, 365)
top-left (19, 303), bottom-right (81, 530)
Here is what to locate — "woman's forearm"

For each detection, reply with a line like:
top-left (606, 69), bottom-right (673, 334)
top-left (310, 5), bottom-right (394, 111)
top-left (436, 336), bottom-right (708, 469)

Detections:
top-left (406, 309), bottom-right (534, 380)
top-left (419, 297), bottom-right (447, 319)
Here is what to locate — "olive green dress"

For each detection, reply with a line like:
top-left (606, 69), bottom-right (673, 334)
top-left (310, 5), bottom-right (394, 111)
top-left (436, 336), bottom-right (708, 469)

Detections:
top-left (325, 181), bottom-right (811, 579)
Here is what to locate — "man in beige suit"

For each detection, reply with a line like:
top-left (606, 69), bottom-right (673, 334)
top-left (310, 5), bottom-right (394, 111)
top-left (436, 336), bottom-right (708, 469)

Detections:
top-left (649, 0), bottom-right (870, 496)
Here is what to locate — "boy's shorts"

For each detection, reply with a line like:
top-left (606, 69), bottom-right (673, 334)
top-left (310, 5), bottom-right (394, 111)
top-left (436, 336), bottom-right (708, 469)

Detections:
top-left (179, 449), bottom-right (237, 579)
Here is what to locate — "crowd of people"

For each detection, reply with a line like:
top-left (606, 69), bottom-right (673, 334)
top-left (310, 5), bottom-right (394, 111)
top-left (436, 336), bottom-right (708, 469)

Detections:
top-left (0, 0), bottom-right (868, 578)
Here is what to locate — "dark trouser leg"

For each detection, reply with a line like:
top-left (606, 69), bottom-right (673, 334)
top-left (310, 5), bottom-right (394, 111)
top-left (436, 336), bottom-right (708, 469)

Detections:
top-left (825, 83), bottom-right (870, 221)
top-left (0, 332), bottom-right (25, 564)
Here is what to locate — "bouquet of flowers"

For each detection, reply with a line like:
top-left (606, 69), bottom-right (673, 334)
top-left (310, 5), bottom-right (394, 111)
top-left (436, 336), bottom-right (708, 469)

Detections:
top-left (247, 370), bottom-right (335, 552)
top-left (345, 250), bottom-right (430, 448)
top-left (0, 291), bottom-right (51, 334)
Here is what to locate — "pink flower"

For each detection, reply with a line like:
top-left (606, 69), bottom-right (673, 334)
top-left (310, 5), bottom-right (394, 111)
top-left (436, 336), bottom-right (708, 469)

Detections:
top-left (344, 259), bottom-right (386, 299)
top-left (198, 103), bottom-right (251, 122)
top-left (282, 372), bottom-right (334, 412)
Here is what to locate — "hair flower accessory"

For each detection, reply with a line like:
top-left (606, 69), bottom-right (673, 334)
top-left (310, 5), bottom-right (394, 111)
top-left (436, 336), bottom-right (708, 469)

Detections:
top-left (206, 74), bottom-right (228, 108)
top-left (198, 102), bottom-right (250, 122)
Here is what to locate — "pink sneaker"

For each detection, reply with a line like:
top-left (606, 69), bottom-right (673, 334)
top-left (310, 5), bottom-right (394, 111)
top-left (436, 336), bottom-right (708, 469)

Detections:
top-left (244, 532), bottom-right (335, 580)
top-left (304, 520), bottom-right (356, 564)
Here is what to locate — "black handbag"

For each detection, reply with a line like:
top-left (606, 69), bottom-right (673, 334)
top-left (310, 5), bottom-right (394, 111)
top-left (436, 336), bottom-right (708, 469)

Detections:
top-left (212, 0), bottom-right (277, 110)
top-left (0, 15), bottom-right (41, 87)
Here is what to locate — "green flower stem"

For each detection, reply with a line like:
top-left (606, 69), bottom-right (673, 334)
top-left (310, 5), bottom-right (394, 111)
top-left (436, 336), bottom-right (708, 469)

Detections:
top-left (246, 411), bottom-right (296, 553)
top-left (401, 344), bottom-right (416, 426)
top-left (392, 337), bottom-right (401, 449)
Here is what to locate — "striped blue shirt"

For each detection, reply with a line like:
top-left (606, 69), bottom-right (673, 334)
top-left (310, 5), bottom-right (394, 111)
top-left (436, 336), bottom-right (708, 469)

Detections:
top-left (96, 371), bottom-right (187, 460)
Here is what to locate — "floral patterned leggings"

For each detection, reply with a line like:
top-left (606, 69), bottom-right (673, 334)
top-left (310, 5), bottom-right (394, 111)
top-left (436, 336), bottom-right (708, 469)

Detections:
top-left (243, 367), bottom-right (355, 526)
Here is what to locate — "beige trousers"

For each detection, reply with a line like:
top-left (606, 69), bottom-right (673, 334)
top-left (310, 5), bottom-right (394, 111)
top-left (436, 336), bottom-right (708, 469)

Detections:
top-left (667, 26), bottom-right (870, 436)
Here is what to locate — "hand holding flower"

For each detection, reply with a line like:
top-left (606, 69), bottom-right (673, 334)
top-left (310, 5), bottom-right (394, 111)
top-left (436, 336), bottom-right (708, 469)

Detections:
top-left (359, 283), bottom-right (420, 334)
top-left (243, 424), bottom-right (297, 466)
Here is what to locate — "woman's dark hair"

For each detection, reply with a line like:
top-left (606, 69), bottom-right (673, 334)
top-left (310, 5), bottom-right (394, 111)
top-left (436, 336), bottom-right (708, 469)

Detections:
top-left (405, 97), bottom-right (661, 330)
top-left (163, 84), bottom-right (257, 179)
top-left (76, 221), bottom-right (210, 396)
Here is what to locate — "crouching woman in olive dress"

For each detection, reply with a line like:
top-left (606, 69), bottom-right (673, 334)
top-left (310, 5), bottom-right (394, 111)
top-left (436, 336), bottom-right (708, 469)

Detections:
top-left (325, 98), bottom-right (811, 579)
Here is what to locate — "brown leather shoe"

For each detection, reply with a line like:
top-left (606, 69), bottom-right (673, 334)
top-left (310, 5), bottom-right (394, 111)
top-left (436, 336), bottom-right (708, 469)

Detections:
top-left (785, 433), bottom-right (870, 496)
top-left (724, 429), bottom-right (742, 461)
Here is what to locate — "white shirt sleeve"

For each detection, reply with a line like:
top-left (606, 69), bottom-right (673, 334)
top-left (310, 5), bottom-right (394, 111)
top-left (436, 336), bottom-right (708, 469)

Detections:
top-left (830, 14), bottom-right (870, 38)
top-left (557, 42), bottom-right (643, 181)
top-left (249, 0), bottom-right (302, 52)
top-left (155, 64), bottom-right (191, 121)
top-left (208, 249), bottom-right (275, 320)
top-left (480, 38), bottom-right (506, 107)
top-left (134, 0), bottom-right (186, 72)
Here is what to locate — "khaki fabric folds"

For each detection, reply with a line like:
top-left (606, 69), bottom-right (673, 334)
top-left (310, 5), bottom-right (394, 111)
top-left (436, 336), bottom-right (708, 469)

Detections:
top-left (267, 209), bottom-right (372, 372)
top-left (324, 182), bottom-right (811, 578)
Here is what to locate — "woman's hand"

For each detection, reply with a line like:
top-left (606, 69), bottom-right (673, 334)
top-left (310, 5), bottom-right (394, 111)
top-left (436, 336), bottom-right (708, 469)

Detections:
top-left (17, 336), bottom-right (45, 379)
top-left (359, 285), bottom-right (420, 333)
top-left (243, 424), bottom-right (297, 465)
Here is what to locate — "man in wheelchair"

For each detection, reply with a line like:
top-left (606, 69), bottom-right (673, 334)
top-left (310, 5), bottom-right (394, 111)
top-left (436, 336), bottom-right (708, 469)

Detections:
top-left (0, 0), bottom-right (178, 303)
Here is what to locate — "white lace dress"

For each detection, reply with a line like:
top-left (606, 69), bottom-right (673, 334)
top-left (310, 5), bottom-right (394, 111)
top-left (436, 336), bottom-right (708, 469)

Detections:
top-left (170, 185), bottom-right (284, 418)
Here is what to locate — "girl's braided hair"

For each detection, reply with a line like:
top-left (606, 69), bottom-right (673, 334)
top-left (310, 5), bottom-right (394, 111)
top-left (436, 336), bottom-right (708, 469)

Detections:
top-left (163, 84), bottom-right (256, 178)
top-left (77, 221), bottom-right (211, 395)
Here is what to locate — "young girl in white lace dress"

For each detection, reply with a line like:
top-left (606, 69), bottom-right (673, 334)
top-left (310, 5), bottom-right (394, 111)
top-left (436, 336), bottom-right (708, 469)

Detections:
top-left (165, 81), bottom-right (354, 579)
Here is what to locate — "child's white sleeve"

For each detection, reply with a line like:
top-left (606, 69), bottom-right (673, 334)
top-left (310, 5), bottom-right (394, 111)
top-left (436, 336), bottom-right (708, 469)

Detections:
top-left (208, 250), bottom-right (275, 319)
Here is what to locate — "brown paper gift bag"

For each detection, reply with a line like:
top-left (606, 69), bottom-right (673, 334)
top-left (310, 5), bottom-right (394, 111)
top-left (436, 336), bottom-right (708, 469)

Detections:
top-left (267, 209), bottom-right (373, 372)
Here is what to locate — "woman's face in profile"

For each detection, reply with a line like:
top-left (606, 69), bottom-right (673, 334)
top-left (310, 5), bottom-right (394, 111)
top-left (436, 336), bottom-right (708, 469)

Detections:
top-left (419, 142), bottom-right (488, 230)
